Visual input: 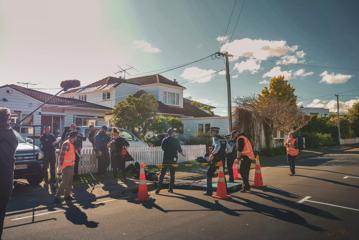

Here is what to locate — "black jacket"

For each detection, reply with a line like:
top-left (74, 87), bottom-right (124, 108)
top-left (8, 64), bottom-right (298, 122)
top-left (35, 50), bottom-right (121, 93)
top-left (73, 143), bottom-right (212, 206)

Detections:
top-left (0, 126), bottom-right (18, 182)
top-left (161, 136), bottom-right (182, 162)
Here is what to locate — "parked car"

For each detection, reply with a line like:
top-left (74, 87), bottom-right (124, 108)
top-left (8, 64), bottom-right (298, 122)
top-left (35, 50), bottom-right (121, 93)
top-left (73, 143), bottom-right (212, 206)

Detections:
top-left (13, 130), bottom-right (45, 185)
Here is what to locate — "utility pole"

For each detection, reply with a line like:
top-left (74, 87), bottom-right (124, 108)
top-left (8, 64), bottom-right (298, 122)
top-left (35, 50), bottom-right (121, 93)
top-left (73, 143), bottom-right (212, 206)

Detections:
top-left (216, 52), bottom-right (233, 133)
top-left (335, 94), bottom-right (341, 143)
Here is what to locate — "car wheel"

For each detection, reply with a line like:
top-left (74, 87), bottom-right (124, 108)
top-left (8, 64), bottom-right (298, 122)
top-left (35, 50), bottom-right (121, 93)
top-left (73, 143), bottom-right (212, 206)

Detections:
top-left (27, 175), bottom-right (43, 186)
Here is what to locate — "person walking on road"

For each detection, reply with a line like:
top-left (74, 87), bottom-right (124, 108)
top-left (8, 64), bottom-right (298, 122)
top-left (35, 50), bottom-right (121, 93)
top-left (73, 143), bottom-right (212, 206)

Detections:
top-left (226, 130), bottom-right (240, 183)
top-left (0, 108), bottom-right (18, 239)
top-left (95, 126), bottom-right (111, 175)
top-left (108, 128), bottom-right (129, 181)
top-left (285, 132), bottom-right (299, 176)
top-left (156, 128), bottom-right (184, 194)
top-left (236, 132), bottom-right (255, 192)
top-left (205, 127), bottom-right (227, 196)
top-left (40, 126), bottom-right (57, 186)
top-left (54, 131), bottom-right (77, 204)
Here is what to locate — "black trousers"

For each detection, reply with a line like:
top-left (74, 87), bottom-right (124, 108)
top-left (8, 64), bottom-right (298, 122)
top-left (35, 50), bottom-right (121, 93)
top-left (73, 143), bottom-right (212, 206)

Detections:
top-left (226, 156), bottom-right (235, 182)
top-left (112, 155), bottom-right (126, 180)
top-left (287, 154), bottom-right (296, 174)
top-left (43, 150), bottom-right (56, 183)
top-left (240, 156), bottom-right (252, 190)
top-left (158, 161), bottom-right (176, 190)
top-left (97, 150), bottom-right (110, 175)
top-left (74, 151), bottom-right (81, 176)
top-left (0, 172), bottom-right (13, 239)
top-left (206, 161), bottom-right (217, 194)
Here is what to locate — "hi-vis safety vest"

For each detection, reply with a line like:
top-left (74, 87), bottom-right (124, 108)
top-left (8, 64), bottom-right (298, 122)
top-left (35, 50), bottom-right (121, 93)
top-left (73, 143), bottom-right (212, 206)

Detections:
top-left (238, 136), bottom-right (255, 160)
top-left (286, 137), bottom-right (299, 157)
top-left (61, 140), bottom-right (76, 169)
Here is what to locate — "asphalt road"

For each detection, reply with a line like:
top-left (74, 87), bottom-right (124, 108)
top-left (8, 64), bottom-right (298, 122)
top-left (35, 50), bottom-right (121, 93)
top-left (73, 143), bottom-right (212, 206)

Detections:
top-left (3, 146), bottom-right (359, 240)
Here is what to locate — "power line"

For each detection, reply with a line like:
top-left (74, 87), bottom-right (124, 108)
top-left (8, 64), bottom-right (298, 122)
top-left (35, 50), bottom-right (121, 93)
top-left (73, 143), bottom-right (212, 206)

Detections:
top-left (229, 0), bottom-right (246, 41)
top-left (177, 68), bottom-right (225, 85)
top-left (223, 0), bottom-right (239, 37)
top-left (130, 53), bottom-right (218, 78)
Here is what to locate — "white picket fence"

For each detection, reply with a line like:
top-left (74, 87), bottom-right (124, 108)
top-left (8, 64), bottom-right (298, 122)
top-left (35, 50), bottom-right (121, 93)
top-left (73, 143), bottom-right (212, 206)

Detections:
top-left (78, 145), bottom-right (206, 174)
top-left (339, 138), bottom-right (359, 145)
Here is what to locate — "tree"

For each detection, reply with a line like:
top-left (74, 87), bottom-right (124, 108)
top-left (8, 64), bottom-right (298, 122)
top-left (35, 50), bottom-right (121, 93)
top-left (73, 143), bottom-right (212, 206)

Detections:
top-left (256, 76), bottom-right (307, 133)
top-left (148, 115), bottom-right (183, 134)
top-left (111, 93), bottom-right (158, 137)
top-left (191, 101), bottom-right (215, 116)
top-left (348, 102), bottom-right (359, 136)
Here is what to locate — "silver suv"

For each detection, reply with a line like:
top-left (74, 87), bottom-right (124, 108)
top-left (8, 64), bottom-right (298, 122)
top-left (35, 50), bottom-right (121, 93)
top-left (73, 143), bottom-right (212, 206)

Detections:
top-left (13, 130), bottom-right (45, 185)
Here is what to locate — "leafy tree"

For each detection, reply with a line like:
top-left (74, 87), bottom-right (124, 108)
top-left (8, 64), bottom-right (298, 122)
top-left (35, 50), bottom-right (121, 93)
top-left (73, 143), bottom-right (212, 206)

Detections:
top-left (348, 102), bottom-right (359, 136)
top-left (148, 115), bottom-right (183, 134)
top-left (191, 101), bottom-right (215, 116)
top-left (111, 93), bottom-right (158, 137)
top-left (259, 76), bottom-right (297, 104)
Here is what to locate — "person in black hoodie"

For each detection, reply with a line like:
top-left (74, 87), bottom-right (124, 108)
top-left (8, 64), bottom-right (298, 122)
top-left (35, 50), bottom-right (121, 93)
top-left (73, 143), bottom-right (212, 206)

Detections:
top-left (0, 108), bottom-right (18, 239)
top-left (108, 128), bottom-right (129, 181)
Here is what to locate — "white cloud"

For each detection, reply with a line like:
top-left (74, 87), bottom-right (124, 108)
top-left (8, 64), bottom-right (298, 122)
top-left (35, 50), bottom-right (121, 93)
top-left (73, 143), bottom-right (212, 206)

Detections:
top-left (259, 79), bottom-right (269, 85)
top-left (216, 35), bottom-right (229, 44)
top-left (220, 38), bottom-right (298, 61)
top-left (133, 40), bottom-right (161, 53)
top-left (320, 71), bottom-right (352, 84)
top-left (263, 67), bottom-right (313, 80)
top-left (232, 74), bottom-right (239, 79)
top-left (218, 70), bottom-right (226, 75)
top-left (307, 98), bottom-right (359, 113)
top-left (296, 50), bottom-right (305, 58)
top-left (233, 58), bottom-right (261, 74)
top-left (294, 69), bottom-right (314, 77)
top-left (263, 66), bottom-right (293, 80)
top-left (180, 67), bottom-right (216, 83)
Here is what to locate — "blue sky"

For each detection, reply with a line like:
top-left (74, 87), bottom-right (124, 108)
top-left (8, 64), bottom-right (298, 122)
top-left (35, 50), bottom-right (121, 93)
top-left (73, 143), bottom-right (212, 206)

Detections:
top-left (0, 0), bottom-right (358, 115)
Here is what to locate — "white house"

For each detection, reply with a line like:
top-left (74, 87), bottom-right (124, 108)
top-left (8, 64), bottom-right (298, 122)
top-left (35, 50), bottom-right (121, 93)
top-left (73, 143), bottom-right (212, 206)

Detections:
top-left (61, 74), bottom-right (229, 136)
top-left (300, 107), bottom-right (330, 117)
top-left (0, 84), bottom-right (112, 137)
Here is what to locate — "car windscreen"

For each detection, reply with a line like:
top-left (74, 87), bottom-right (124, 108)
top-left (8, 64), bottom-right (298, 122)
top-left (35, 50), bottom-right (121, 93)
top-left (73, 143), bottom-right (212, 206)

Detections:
top-left (14, 130), bottom-right (26, 143)
top-left (119, 130), bottom-right (135, 141)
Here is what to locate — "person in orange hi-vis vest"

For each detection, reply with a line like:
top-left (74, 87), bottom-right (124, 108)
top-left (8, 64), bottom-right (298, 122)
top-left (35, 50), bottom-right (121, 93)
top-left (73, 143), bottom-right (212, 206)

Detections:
top-left (285, 132), bottom-right (299, 176)
top-left (235, 132), bottom-right (255, 192)
top-left (54, 131), bottom-right (77, 204)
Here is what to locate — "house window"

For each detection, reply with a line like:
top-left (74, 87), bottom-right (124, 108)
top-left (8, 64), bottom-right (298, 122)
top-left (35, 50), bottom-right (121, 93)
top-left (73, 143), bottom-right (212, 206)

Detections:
top-left (198, 124), bottom-right (204, 134)
top-left (163, 91), bottom-right (180, 105)
top-left (79, 95), bottom-right (87, 102)
top-left (102, 92), bottom-right (111, 100)
top-left (205, 123), bottom-right (211, 133)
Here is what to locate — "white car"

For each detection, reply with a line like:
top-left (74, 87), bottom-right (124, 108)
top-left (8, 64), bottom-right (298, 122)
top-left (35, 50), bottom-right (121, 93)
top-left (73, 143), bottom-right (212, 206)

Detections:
top-left (76, 126), bottom-right (147, 148)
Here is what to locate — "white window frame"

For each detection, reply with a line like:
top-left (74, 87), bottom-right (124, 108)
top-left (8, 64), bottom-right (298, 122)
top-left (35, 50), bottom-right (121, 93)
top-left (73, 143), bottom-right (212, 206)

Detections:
top-left (102, 91), bottom-right (111, 100)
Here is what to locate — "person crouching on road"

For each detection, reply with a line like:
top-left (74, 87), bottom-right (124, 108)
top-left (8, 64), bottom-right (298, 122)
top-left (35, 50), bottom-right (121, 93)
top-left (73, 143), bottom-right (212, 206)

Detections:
top-left (205, 127), bottom-right (227, 196)
top-left (226, 130), bottom-right (240, 183)
top-left (54, 131), bottom-right (77, 203)
top-left (95, 126), bottom-right (111, 175)
top-left (236, 132), bottom-right (255, 192)
top-left (285, 132), bottom-right (299, 176)
top-left (156, 128), bottom-right (184, 194)
top-left (108, 128), bottom-right (129, 181)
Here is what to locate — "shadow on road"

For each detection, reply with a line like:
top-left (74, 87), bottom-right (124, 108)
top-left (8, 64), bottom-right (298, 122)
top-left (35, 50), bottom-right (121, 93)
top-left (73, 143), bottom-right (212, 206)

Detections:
top-left (63, 201), bottom-right (98, 228)
top-left (261, 186), bottom-right (300, 199)
top-left (251, 190), bottom-right (340, 220)
top-left (157, 192), bottom-right (241, 216)
top-left (276, 166), bottom-right (359, 177)
top-left (295, 174), bottom-right (359, 189)
top-left (230, 195), bottom-right (324, 232)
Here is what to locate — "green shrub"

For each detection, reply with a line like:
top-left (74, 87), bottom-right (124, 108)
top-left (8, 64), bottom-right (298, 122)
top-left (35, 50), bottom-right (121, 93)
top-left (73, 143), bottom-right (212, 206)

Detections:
top-left (259, 146), bottom-right (286, 157)
top-left (303, 132), bottom-right (335, 148)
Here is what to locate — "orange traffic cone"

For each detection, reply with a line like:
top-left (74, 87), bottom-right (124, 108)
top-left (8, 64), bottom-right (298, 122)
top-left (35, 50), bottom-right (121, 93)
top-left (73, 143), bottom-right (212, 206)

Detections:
top-left (136, 162), bottom-right (149, 202)
top-left (253, 155), bottom-right (264, 187)
top-left (232, 161), bottom-right (241, 180)
top-left (213, 162), bottom-right (231, 199)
